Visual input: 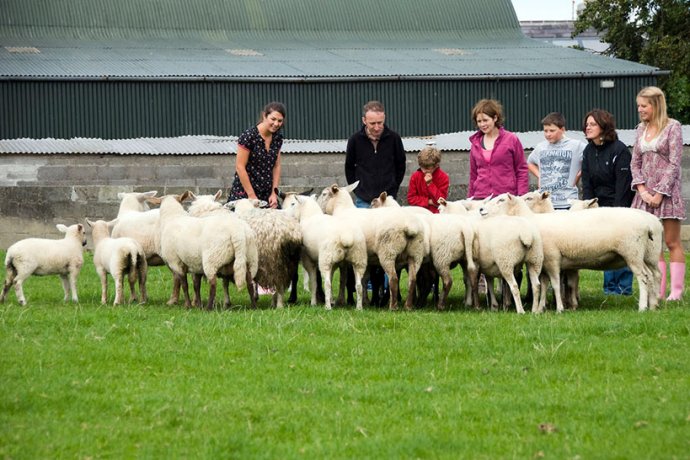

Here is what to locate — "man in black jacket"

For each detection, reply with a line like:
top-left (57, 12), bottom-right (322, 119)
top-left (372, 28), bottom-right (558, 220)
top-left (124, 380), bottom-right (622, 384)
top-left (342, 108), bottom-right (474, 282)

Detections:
top-left (345, 100), bottom-right (407, 208)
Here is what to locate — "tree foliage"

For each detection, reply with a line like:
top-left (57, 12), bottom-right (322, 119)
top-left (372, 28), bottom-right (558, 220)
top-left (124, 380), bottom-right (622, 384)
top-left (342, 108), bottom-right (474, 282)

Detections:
top-left (574, 0), bottom-right (690, 123)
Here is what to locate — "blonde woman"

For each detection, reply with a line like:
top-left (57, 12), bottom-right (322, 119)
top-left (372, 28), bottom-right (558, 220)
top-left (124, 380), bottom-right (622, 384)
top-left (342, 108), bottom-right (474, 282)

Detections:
top-left (630, 86), bottom-right (685, 300)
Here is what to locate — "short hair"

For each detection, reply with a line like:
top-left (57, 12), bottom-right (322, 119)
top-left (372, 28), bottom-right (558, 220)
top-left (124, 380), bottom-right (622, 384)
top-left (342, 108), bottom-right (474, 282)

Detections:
top-left (362, 100), bottom-right (385, 117)
top-left (541, 112), bottom-right (566, 129)
top-left (636, 86), bottom-right (669, 131)
top-left (261, 101), bottom-right (286, 119)
top-left (582, 109), bottom-right (618, 143)
top-left (418, 146), bottom-right (442, 168)
top-left (471, 99), bottom-right (504, 128)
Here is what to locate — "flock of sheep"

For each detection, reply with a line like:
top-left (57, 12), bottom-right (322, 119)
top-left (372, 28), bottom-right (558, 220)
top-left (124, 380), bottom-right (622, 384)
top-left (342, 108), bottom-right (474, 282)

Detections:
top-left (1, 182), bottom-right (664, 313)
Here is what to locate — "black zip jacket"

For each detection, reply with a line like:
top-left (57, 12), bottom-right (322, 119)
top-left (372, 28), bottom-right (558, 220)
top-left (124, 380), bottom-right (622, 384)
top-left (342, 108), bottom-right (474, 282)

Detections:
top-left (345, 125), bottom-right (406, 203)
top-left (581, 139), bottom-right (634, 207)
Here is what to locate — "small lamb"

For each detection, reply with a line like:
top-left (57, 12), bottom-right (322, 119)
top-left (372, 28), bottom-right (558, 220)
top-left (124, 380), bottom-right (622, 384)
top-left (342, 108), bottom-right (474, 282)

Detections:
top-left (1, 224), bottom-right (87, 305)
top-left (86, 219), bottom-right (148, 305)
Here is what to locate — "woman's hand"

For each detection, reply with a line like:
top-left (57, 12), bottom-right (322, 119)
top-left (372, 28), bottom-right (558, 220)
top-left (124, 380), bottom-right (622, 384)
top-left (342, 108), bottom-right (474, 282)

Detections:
top-left (648, 191), bottom-right (663, 208)
top-left (268, 191), bottom-right (279, 209)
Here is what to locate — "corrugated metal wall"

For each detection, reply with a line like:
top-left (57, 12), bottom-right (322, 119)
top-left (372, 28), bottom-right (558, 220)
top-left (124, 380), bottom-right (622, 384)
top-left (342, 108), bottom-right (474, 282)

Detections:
top-left (0, 77), bottom-right (656, 139)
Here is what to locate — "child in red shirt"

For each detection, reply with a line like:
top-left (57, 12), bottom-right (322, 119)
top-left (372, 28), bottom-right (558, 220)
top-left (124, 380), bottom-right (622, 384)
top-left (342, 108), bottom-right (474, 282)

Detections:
top-left (407, 145), bottom-right (449, 213)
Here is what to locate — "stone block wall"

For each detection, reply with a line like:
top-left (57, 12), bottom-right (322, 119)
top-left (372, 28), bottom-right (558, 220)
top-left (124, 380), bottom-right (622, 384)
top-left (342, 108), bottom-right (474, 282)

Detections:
top-left (1, 148), bottom-right (689, 250)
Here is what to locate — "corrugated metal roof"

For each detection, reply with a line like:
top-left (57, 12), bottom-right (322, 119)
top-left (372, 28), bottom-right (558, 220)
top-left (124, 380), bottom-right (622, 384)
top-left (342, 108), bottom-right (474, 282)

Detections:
top-left (1, 0), bottom-right (521, 38)
top-left (2, 128), bottom-right (689, 155)
top-left (0, 36), bottom-right (661, 80)
top-left (0, 0), bottom-right (662, 80)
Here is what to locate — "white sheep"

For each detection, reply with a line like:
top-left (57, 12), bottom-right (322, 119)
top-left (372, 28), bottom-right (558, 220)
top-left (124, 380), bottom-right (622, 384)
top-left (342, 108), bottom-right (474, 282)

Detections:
top-left (196, 191), bottom-right (302, 309)
top-left (281, 193), bottom-right (368, 310)
top-left (158, 192), bottom-right (258, 309)
top-left (1, 223), bottom-right (87, 305)
top-left (110, 190), bottom-right (185, 305)
top-left (371, 192), bottom-right (476, 311)
top-left (86, 219), bottom-right (147, 305)
top-left (481, 193), bottom-right (662, 312)
top-left (316, 182), bottom-right (427, 311)
top-left (438, 196), bottom-right (508, 310)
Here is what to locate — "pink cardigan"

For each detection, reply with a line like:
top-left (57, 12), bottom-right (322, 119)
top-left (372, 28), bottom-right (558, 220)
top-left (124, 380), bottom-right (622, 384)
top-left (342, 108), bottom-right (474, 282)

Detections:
top-left (468, 127), bottom-right (529, 198)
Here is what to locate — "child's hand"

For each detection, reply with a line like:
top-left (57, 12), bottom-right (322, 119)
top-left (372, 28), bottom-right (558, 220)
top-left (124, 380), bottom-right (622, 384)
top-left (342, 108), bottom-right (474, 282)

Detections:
top-left (424, 172), bottom-right (433, 184)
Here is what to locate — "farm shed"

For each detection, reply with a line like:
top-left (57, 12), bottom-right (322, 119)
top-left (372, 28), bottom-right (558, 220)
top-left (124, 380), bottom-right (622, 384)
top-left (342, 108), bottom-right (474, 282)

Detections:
top-left (0, 0), bottom-right (665, 140)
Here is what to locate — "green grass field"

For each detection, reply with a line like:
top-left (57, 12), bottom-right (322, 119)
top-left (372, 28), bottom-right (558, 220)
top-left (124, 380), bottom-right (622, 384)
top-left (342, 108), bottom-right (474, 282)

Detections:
top-left (1, 252), bottom-right (689, 459)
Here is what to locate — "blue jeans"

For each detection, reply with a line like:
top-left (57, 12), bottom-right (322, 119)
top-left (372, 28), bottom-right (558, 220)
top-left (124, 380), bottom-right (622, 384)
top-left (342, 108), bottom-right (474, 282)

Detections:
top-left (354, 196), bottom-right (370, 209)
top-left (603, 267), bottom-right (633, 295)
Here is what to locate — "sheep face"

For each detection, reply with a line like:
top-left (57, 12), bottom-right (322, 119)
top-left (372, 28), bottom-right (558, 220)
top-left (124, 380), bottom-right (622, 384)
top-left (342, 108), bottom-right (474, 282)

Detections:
top-left (521, 191), bottom-right (553, 213)
top-left (478, 193), bottom-right (516, 218)
top-left (57, 223), bottom-right (87, 246)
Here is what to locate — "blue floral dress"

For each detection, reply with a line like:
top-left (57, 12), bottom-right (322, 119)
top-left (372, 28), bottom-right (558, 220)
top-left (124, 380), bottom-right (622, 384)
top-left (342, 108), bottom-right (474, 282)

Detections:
top-left (229, 126), bottom-right (283, 201)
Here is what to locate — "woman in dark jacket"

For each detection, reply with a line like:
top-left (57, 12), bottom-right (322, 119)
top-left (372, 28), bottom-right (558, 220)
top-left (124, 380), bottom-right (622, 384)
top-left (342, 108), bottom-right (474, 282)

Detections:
top-left (581, 109), bottom-right (634, 295)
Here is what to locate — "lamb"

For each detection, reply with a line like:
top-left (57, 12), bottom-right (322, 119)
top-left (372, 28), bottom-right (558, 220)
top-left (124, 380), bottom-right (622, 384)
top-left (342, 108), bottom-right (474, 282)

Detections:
top-left (281, 193), bottom-right (368, 310)
top-left (316, 182), bottom-right (427, 311)
top-left (110, 190), bottom-right (185, 305)
top-left (370, 192), bottom-right (476, 311)
top-left (469, 212), bottom-right (543, 314)
top-left (111, 191), bottom-right (162, 264)
top-left (196, 191), bottom-right (302, 309)
top-left (480, 193), bottom-right (663, 312)
top-left (86, 219), bottom-right (148, 305)
top-left (158, 192), bottom-right (258, 309)
top-left (1, 223), bottom-right (87, 305)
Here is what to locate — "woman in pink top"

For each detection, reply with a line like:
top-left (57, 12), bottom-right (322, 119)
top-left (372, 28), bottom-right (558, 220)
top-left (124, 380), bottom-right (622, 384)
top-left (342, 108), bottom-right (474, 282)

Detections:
top-left (468, 99), bottom-right (529, 199)
top-left (630, 86), bottom-right (685, 301)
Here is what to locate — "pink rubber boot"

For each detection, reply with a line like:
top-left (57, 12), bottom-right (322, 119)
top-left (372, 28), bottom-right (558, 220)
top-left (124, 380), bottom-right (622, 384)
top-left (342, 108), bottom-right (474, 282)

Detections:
top-left (658, 260), bottom-right (667, 299)
top-left (667, 262), bottom-right (685, 301)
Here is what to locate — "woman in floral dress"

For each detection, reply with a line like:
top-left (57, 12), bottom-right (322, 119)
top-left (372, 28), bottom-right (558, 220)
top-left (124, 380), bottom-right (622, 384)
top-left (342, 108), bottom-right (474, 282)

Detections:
top-left (630, 86), bottom-right (685, 300)
top-left (229, 102), bottom-right (286, 209)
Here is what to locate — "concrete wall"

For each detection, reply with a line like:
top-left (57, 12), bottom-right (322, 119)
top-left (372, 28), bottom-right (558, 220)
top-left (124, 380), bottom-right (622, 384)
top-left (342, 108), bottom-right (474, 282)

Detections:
top-left (1, 148), bottom-right (689, 250)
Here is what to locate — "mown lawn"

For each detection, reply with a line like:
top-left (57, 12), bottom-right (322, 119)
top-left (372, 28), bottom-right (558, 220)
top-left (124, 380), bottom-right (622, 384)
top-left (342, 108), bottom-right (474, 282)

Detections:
top-left (1, 252), bottom-right (689, 459)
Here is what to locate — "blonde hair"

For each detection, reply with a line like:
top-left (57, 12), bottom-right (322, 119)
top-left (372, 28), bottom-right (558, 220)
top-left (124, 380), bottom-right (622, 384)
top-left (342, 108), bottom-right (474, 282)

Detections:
top-left (418, 146), bottom-right (441, 168)
top-left (637, 86), bottom-right (669, 132)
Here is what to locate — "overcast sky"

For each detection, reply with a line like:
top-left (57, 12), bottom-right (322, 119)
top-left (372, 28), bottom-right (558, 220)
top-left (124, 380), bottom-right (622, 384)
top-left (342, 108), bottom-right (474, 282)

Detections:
top-left (511, 0), bottom-right (578, 21)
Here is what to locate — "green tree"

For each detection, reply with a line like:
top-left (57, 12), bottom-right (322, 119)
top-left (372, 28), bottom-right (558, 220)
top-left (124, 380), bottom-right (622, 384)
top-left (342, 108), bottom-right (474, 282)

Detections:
top-left (574, 0), bottom-right (690, 123)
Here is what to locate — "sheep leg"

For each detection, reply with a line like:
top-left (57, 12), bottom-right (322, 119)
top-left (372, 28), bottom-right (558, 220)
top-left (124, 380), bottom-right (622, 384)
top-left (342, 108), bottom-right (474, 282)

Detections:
top-left (245, 271), bottom-right (257, 309)
top-left (287, 269), bottom-right (299, 304)
top-left (527, 266), bottom-right (541, 313)
top-left (500, 271), bottom-right (524, 314)
top-left (1, 265), bottom-right (17, 303)
top-left (138, 263), bottom-right (148, 303)
top-left (335, 263), bottom-right (348, 307)
top-left (537, 272), bottom-right (549, 313)
top-left (12, 272), bottom-right (29, 306)
top-left (68, 269), bottom-right (79, 303)
top-left (437, 268), bottom-right (453, 311)
top-left (545, 267), bottom-right (565, 313)
top-left (177, 273), bottom-right (192, 308)
top-left (192, 274), bottom-right (203, 308)
top-left (352, 263), bottom-right (365, 311)
top-left (486, 276), bottom-right (499, 311)
top-left (321, 265), bottom-right (333, 310)
top-left (114, 273), bottom-right (125, 306)
top-left (379, 260), bottom-right (399, 311)
top-left (221, 276), bottom-right (231, 308)
top-left (404, 261), bottom-right (419, 311)
top-left (206, 275), bottom-right (217, 310)
top-left (167, 268), bottom-right (182, 305)
top-left (127, 269), bottom-right (138, 303)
